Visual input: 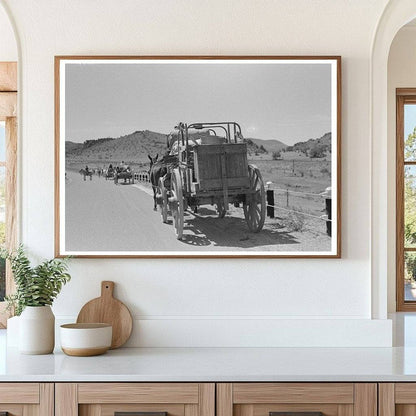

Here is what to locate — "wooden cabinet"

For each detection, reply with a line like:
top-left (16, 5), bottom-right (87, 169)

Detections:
top-left (379, 383), bottom-right (416, 416)
top-left (0, 381), bottom-right (384, 416)
top-left (217, 383), bottom-right (377, 416)
top-left (0, 383), bottom-right (53, 416)
top-left (55, 383), bottom-right (215, 416)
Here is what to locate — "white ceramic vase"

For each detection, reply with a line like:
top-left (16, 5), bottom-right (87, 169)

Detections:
top-left (19, 306), bottom-right (55, 354)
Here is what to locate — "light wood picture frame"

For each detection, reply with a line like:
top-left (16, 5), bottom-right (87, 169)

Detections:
top-left (55, 56), bottom-right (341, 258)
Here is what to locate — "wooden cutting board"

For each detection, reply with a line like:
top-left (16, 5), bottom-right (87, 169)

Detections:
top-left (76, 281), bottom-right (133, 349)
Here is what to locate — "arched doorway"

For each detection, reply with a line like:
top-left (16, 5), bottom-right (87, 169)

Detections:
top-left (371, 0), bottom-right (416, 319)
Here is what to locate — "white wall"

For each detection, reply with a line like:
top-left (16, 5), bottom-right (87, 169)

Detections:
top-left (0, 4), bottom-right (17, 60)
top-left (0, 0), bottom-right (393, 346)
top-left (0, 6), bottom-right (14, 188)
top-left (387, 25), bottom-right (416, 312)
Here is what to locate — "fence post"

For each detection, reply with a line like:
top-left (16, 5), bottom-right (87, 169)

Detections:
top-left (322, 187), bottom-right (332, 237)
top-left (266, 182), bottom-right (274, 218)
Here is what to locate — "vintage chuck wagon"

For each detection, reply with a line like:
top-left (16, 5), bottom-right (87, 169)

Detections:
top-left (156, 121), bottom-right (266, 240)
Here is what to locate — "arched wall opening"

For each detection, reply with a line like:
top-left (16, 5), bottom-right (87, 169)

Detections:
top-left (387, 19), bottom-right (416, 313)
top-left (371, 0), bottom-right (416, 320)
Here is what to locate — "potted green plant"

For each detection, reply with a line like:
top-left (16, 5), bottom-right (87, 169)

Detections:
top-left (1, 245), bottom-right (71, 354)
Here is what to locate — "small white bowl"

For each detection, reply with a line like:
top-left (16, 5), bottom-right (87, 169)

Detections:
top-left (60, 323), bottom-right (112, 356)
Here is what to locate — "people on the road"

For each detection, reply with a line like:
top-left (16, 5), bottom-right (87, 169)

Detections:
top-left (119, 160), bottom-right (129, 171)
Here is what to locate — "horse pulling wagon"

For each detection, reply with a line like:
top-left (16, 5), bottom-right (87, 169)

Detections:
top-left (114, 168), bottom-right (134, 184)
top-left (152, 121), bottom-right (266, 240)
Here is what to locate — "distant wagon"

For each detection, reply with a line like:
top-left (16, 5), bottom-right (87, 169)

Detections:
top-left (105, 166), bottom-right (115, 180)
top-left (114, 167), bottom-right (134, 184)
top-left (153, 121), bottom-right (266, 239)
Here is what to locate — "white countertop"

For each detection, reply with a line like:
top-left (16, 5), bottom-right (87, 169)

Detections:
top-left (2, 328), bottom-right (416, 382)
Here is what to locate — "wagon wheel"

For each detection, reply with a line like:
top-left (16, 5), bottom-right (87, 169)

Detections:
top-left (215, 199), bottom-right (226, 218)
top-left (243, 165), bottom-right (266, 232)
top-left (169, 169), bottom-right (184, 239)
top-left (159, 177), bottom-right (168, 223)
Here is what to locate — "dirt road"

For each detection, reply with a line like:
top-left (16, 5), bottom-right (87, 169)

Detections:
top-left (64, 170), bottom-right (330, 253)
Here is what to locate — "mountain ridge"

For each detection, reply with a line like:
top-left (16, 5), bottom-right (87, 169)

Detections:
top-left (65, 130), bottom-right (331, 164)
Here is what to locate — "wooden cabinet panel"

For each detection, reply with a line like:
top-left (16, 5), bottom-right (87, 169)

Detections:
top-left (218, 383), bottom-right (376, 416)
top-left (0, 383), bottom-right (53, 416)
top-left (78, 383), bottom-right (199, 404)
top-left (233, 383), bottom-right (354, 404)
top-left (199, 383), bottom-right (215, 416)
top-left (217, 383), bottom-right (233, 416)
top-left (0, 404), bottom-right (24, 416)
top-left (80, 403), bottom-right (185, 416)
top-left (0, 383), bottom-right (39, 404)
top-left (57, 383), bottom-right (214, 416)
top-left (394, 384), bottom-right (416, 404)
top-left (378, 383), bottom-right (416, 416)
top-left (56, 384), bottom-right (78, 416)
top-left (379, 384), bottom-right (395, 416)
top-left (355, 384), bottom-right (377, 416)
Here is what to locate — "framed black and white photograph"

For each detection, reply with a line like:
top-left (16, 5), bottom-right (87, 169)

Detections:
top-left (55, 56), bottom-right (341, 258)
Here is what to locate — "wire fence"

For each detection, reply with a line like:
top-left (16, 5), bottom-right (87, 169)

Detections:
top-left (267, 186), bottom-right (330, 221)
top-left (265, 184), bottom-right (332, 236)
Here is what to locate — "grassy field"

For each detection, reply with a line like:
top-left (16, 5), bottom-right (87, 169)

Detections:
top-left (250, 158), bottom-right (330, 192)
top-left (248, 154), bottom-right (332, 238)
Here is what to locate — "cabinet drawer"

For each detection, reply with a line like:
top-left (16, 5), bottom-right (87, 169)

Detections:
top-left (217, 383), bottom-right (376, 416)
top-left (56, 383), bottom-right (215, 416)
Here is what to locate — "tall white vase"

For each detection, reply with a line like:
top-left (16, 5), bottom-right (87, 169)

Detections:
top-left (19, 306), bottom-right (55, 354)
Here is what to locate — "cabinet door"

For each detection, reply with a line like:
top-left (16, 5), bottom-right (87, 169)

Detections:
top-left (56, 383), bottom-right (215, 416)
top-left (217, 383), bottom-right (377, 416)
top-left (0, 383), bottom-right (53, 416)
top-left (379, 383), bottom-right (416, 416)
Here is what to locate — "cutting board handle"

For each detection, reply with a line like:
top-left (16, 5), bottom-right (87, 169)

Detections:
top-left (101, 281), bottom-right (115, 298)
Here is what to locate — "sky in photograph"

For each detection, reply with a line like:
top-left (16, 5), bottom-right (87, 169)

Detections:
top-left (65, 61), bottom-right (332, 146)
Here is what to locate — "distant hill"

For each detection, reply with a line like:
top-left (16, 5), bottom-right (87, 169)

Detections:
top-left (65, 141), bottom-right (84, 154)
top-left (66, 129), bottom-right (291, 163)
top-left (248, 138), bottom-right (288, 154)
top-left (66, 130), bottom-right (167, 164)
top-left (66, 129), bottom-right (317, 165)
top-left (244, 139), bottom-right (268, 156)
top-left (286, 132), bottom-right (331, 157)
